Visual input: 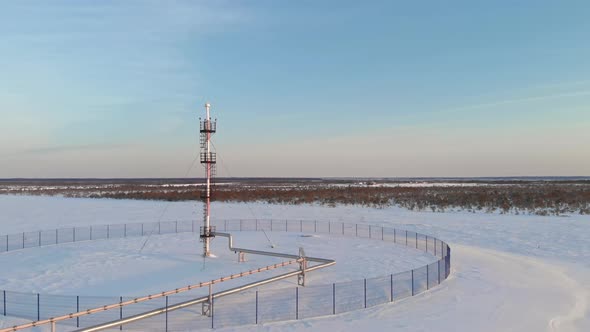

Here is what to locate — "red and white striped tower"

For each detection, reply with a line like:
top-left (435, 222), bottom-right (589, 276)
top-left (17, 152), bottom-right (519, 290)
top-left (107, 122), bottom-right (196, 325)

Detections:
top-left (199, 102), bottom-right (217, 257)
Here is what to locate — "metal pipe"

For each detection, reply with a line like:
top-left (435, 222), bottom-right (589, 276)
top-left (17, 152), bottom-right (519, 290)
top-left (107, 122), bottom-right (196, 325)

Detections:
top-left (213, 232), bottom-right (334, 264)
top-left (0, 260), bottom-right (302, 332)
top-left (74, 260), bottom-right (335, 332)
top-left (2, 230), bottom-right (335, 332)
top-left (72, 229), bottom-right (336, 332)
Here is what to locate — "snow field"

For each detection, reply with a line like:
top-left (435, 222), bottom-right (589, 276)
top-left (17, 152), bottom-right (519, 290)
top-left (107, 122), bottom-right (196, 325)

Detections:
top-left (0, 231), bottom-right (435, 297)
top-left (1, 195), bottom-right (589, 331)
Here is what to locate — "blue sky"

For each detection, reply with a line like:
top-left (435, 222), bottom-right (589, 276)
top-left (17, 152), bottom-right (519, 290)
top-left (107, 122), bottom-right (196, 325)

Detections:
top-left (1, 1), bottom-right (589, 177)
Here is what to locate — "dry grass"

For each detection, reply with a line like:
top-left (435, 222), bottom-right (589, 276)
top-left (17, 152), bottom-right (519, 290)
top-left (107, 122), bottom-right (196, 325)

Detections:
top-left (2, 179), bottom-right (589, 216)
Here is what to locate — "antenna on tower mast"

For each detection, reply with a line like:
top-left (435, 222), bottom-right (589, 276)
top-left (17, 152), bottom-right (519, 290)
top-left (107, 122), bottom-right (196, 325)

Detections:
top-left (199, 102), bottom-right (217, 257)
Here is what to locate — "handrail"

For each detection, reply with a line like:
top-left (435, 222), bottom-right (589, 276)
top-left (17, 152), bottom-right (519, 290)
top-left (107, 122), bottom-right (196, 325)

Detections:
top-left (0, 259), bottom-right (304, 332)
top-left (71, 232), bottom-right (336, 332)
top-left (75, 260), bottom-right (336, 332)
top-left (214, 231), bottom-right (335, 264)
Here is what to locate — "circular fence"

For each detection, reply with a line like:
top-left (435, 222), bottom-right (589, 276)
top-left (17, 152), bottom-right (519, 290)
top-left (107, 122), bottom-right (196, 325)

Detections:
top-left (0, 219), bottom-right (450, 331)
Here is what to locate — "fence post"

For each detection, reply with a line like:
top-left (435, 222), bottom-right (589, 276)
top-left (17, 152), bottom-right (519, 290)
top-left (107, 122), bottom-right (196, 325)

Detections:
top-left (77, 296), bottom-right (80, 328)
top-left (314, 220), bottom-right (317, 233)
top-left (22, 232), bottom-right (25, 249)
top-left (448, 246), bottom-right (451, 271)
top-left (107, 225), bottom-right (110, 239)
top-left (341, 222), bottom-right (344, 235)
top-left (285, 220), bottom-right (288, 232)
top-left (446, 246), bottom-right (451, 278)
top-left (381, 227), bottom-right (384, 241)
top-left (332, 283), bottom-right (336, 314)
top-left (394, 229), bottom-right (396, 243)
top-left (434, 238), bottom-right (437, 256)
top-left (211, 296), bottom-right (214, 329)
top-left (426, 235), bottom-right (428, 252)
top-left (255, 291), bottom-right (259, 324)
top-left (90, 226), bottom-right (93, 240)
top-left (240, 220), bottom-right (243, 231)
top-left (5, 234), bottom-right (8, 251)
top-left (328, 222), bottom-right (331, 233)
top-left (38, 231), bottom-right (41, 247)
top-left (390, 274), bottom-right (394, 302)
top-left (55, 229), bottom-right (58, 245)
top-left (438, 260), bottom-right (441, 284)
top-left (411, 270), bottom-right (414, 296)
top-left (3, 290), bottom-right (6, 316)
top-left (405, 230), bottom-right (408, 246)
top-left (300, 220), bottom-right (303, 233)
top-left (74, 227), bottom-right (76, 242)
top-left (355, 224), bottom-right (358, 237)
top-left (37, 293), bottom-right (40, 321)
top-left (124, 224), bottom-right (127, 237)
top-left (119, 296), bottom-right (123, 330)
top-left (447, 253), bottom-right (450, 278)
top-left (295, 287), bottom-right (299, 320)
top-left (364, 278), bottom-right (367, 308)
top-left (270, 220), bottom-right (273, 231)
top-left (427, 265), bottom-right (430, 290)
top-left (415, 233), bottom-right (418, 249)
top-left (165, 296), bottom-right (168, 332)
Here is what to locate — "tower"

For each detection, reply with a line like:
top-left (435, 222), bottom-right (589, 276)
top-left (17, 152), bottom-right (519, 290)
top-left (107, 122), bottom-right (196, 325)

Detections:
top-left (199, 102), bottom-right (216, 257)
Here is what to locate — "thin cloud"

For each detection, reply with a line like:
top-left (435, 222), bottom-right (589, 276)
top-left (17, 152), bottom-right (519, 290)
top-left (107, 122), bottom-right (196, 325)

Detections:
top-left (532, 79), bottom-right (590, 90)
top-left (448, 90), bottom-right (590, 113)
top-left (4, 143), bottom-right (128, 157)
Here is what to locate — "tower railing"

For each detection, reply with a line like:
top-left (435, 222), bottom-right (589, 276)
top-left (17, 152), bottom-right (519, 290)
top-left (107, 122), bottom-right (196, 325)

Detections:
top-left (199, 226), bottom-right (216, 239)
top-left (200, 120), bottom-right (216, 133)
top-left (200, 152), bottom-right (216, 164)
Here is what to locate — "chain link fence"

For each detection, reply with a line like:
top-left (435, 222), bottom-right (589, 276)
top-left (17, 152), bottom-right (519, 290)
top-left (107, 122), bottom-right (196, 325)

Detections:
top-left (0, 219), bottom-right (450, 331)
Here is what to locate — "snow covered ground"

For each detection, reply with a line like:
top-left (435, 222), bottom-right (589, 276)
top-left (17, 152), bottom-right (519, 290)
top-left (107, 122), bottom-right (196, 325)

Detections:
top-left (0, 231), bottom-right (434, 296)
top-left (0, 195), bottom-right (589, 331)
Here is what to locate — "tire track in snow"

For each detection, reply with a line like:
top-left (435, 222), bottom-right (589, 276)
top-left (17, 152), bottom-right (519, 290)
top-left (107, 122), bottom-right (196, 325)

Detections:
top-left (548, 266), bottom-right (589, 332)
top-left (221, 244), bottom-right (588, 332)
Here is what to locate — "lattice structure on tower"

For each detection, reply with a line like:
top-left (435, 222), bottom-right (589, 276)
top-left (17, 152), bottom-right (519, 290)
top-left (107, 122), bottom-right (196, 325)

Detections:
top-left (199, 103), bottom-right (217, 257)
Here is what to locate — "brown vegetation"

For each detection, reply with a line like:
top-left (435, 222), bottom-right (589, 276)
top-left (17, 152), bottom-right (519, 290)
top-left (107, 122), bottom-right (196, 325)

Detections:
top-left (2, 179), bottom-right (590, 216)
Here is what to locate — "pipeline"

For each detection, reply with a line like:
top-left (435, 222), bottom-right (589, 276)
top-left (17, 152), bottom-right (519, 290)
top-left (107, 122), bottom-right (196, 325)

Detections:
top-left (73, 232), bottom-right (335, 332)
top-left (213, 232), bottom-right (335, 264)
top-left (0, 260), bottom-right (308, 332)
top-left (74, 260), bottom-right (335, 332)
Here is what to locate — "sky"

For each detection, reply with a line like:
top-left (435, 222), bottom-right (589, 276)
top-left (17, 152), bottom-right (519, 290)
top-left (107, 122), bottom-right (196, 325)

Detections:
top-left (1, 0), bottom-right (589, 178)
